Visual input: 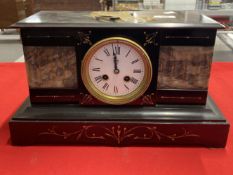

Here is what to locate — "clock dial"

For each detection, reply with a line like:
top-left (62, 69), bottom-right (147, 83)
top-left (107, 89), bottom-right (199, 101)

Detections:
top-left (89, 43), bottom-right (145, 96)
top-left (82, 37), bottom-right (152, 105)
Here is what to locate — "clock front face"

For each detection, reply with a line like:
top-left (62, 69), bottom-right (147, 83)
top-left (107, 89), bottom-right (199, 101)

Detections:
top-left (81, 37), bottom-right (152, 105)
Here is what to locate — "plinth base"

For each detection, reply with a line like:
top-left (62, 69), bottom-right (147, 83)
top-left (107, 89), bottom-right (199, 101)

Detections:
top-left (9, 96), bottom-right (229, 147)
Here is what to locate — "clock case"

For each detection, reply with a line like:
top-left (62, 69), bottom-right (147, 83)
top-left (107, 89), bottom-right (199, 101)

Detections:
top-left (9, 11), bottom-right (229, 147)
top-left (21, 27), bottom-right (215, 106)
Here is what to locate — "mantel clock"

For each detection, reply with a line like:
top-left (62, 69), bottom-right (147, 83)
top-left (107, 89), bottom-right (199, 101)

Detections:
top-left (9, 11), bottom-right (229, 147)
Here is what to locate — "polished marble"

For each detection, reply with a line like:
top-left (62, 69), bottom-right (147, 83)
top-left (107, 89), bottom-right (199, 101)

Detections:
top-left (12, 10), bottom-right (223, 28)
top-left (157, 46), bottom-right (213, 90)
top-left (24, 46), bottom-right (77, 89)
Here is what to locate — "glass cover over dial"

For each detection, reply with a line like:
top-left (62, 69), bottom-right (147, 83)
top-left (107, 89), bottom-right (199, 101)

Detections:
top-left (81, 37), bottom-right (152, 105)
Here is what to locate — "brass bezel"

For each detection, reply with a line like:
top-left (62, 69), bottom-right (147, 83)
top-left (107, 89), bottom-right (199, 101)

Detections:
top-left (81, 37), bottom-right (152, 105)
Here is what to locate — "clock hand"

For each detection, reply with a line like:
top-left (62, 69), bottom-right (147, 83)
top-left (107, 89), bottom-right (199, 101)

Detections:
top-left (113, 54), bottom-right (119, 74)
top-left (112, 44), bottom-right (119, 74)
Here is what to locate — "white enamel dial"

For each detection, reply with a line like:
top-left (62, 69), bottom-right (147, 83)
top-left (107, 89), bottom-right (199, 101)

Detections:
top-left (81, 37), bottom-right (152, 105)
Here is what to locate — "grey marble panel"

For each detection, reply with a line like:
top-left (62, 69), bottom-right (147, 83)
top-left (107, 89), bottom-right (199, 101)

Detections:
top-left (24, 46), bottom-right (77, 89)
top-left (157, 46), bottom-right (213, 90)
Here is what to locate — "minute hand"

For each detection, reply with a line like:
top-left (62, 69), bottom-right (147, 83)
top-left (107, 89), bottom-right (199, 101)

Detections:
top-left (112, 46), bottom-right (119, 74)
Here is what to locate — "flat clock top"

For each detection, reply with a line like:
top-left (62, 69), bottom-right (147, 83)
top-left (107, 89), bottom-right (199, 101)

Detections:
top-left (12, 10), bottom-right (223, 29)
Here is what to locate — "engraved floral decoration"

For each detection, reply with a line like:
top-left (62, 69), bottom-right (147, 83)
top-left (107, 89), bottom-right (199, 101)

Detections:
top-left (165, 35), bottom-right (210, 39)
top-left (144, 32), bottom-right (158, 46)
top-left (141, 94), bottom-right (155, 105)
top-left (80, 94), bottom-right (95, 105)
top-left (39, 126), bottom-right (83, 140)
top-left (39, 125), bottom-right (199, 144)
top-left (77, 31), bottom-right (92, 45)
top-left (160, 96), bottom-right (203, 100)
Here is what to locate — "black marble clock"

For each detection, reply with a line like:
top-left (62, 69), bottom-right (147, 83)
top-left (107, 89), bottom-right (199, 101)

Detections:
top-left (9, 11), bottom-right (229, 147)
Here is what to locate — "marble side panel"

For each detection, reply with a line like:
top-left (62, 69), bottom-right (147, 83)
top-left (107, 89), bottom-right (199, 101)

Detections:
top-left (157, 46), bottom-right (213, 90)
top-left (24, 46), bottom-right (77, 89)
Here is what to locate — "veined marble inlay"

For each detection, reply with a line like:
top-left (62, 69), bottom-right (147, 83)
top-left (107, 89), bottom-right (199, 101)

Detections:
top-left (24, 46), bottom-right (77, 89)
top-left (157, 46), bottom-right (213, 90)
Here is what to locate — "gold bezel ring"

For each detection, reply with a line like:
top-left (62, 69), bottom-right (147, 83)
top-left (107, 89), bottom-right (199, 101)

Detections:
top-left (81, 37), bottom-right (152, 105)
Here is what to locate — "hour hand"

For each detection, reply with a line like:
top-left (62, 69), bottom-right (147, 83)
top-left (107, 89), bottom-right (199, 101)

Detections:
top-left (112, 44), bottom-right (119, 74)
top-left (113, 54), bottom-right (119, 74)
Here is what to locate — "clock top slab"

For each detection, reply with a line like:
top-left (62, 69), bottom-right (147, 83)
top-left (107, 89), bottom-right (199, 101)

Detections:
top-left (12, 10), bottom-right (224, 29)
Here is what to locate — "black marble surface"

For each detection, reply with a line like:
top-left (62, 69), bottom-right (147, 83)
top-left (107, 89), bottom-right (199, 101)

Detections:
top-left (12, 96), bottom-right (226, 122)
top-left (12, 10), bottom-right (224, 28)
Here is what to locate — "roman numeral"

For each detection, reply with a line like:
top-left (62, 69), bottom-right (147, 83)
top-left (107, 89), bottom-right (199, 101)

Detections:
top-left (112, 44), bottom-right (120, 55)
top-left (133, 69), bottom-right (142, 73)
top-left (102, 82), bottom-right (109, 91)
top-left (115, 45), bottom-right (120, 55)
top-left (124, 84), bottom-right (129, 90)
top-left (92, 68), bottom-right (100, 71)
top-left (95, 58), bottom-right (103, 62)
top-left (114, 86), bottom-right (118, 93)
top-left (95, 75), bottom-right (102, 83)
top-left (131, 59), bottom-right (139, 64)
top-left (130, 77), bottom-right (138, 84)
top-left (104, 48), bottom-right (110, 56)
top-left (125, 49), bottom-right (131, 57)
